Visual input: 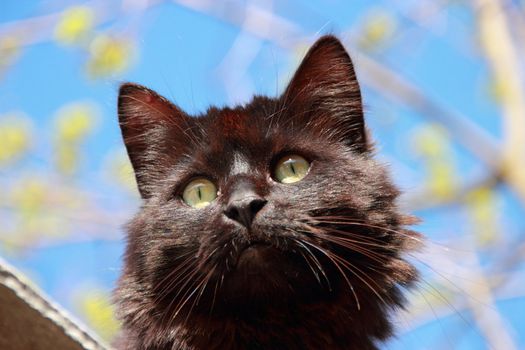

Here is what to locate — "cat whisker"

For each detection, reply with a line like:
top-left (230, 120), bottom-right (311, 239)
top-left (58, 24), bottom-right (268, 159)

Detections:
top-left (308, 224), bottom-right (476, 298)
top-left (304, 220), bottom-right (484, 322)
top-left (170, 251), bottom-right (222, 322)
top-left (198, 246), bottom-right (220, 268)
top-left (294, 239), bottom-right (332, 291)
top-left (324, 233), bottom-right (477, 308)
top-left (307, 226), bottom-right (394, 250)
top-left (299, 239), bottom-right (361, 311)
top-left (155, 246), bottom-right (222, 308)
top-left (416, 280), bottom-right (472, 323)
top-left (153, 256), bottom-right (196, 304)
top-left (327, 251), bottom-right (390, 307)
top-left (409, 286), bottom-right (458, 350)
top-left (169, 277), bottom-right (203, 330)
top-left (308, 216), bottom-right (423, 244)
top-left (209, 272), bottom-right (221, 316)
top-left (169, 254), bottom-right (216, 304)
top-left (153, 255), bottom-right (196, 304)
top-left (173, 275), bottom-right (205, 318)
top-left (296, 224), bottom-right (402, 307)
top-left (195, 264), bottom-right (217, 307)
top-left (304, 223), bottom-right (418, 260)
top-left (311, 225), bottom-right (395, 246)
top-left (298, 241), bottom-right (332, 290)
top-left (316, 234), bottom-right (391, 266)
top-left (319, 242), bottom-right (397, 307)
top-left (295, 225), bottom-right (392, 262)
top-left (160, 266), bottom-right (202, 328)
top-left (181, 264), bottom-right (218, 330)
top-left (298, 250), bottom-right (322, 285)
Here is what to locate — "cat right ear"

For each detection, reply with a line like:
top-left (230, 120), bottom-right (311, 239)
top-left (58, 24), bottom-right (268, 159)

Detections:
top-left (280, 36), bottom-right (368, 153)
top-left (118, 83), bottom-right (191, 199)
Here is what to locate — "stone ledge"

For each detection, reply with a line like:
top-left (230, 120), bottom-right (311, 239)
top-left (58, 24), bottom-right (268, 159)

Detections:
top-left (0, 257), bottom-right (109, 350)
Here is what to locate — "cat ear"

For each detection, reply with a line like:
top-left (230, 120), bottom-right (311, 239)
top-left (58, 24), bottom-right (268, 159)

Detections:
top-left (281, 35), bottom-right (368, 152)
top-left (118, 83), bottom-right (192, 198)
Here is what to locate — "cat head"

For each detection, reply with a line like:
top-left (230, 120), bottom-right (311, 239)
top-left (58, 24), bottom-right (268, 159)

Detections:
top-left (117, 35), bottom-right (418, 339)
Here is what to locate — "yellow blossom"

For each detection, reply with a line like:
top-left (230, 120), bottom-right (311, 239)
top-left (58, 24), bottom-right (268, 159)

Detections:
top-left (466, 187), bottom-right (498, 246)
top-left (87, 35), bottom-right (132, 77)
top-left (77, 290), bottom-right (120, 341)
top-left (0, 113), bottom-right (32, 166)
top-left (358, 10), bottom-right (397, 51)
top-left (54, 102), bottom-right (97, 174)
top-left (55, 6), bottom-right (94, 45)
top-left (413, 124), bottom-right (456, 199)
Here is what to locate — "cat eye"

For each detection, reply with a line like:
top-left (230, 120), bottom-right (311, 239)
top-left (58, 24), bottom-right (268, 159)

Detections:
top-left (274, 155), bottom-right (310, 184)
top-left (182, 178), bottom-right (217, 208)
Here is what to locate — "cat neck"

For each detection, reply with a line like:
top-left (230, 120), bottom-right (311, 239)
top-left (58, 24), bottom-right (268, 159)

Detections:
top-left (177, 299), bottom-right (384, 350)
top-left (118, 288), bottom-right (388, 350)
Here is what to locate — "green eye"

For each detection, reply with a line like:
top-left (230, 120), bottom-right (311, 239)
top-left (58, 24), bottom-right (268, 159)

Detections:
top-left (182, 178), bottom-right (217, 208)
top-left (274, 155), bottom-right (310, 183)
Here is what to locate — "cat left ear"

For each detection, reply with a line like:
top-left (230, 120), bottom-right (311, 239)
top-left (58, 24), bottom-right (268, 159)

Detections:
top-left (281, 35), bottom-right (368, 152)
top-left (118, 83), bottom-right (192, 198)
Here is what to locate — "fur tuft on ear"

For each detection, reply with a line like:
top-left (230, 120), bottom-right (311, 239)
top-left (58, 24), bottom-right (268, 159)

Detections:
top-left (118, 83), bottom-right (193, 198)
top-left (281, 35), bottom-right (368, 152)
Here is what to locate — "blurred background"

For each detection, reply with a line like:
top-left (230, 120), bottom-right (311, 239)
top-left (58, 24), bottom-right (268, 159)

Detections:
top-left (1, 0), bottom-right (525, 349)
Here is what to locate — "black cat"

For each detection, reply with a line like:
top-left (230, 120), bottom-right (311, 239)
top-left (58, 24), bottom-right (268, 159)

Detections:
top-left (114, 35), bottom-right (421, 350)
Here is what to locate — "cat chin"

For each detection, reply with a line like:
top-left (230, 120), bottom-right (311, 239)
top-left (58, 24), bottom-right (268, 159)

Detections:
top-left (215, 245), bottom-right (332, 308)
top-left (235, 242), bottom-right (277, 272)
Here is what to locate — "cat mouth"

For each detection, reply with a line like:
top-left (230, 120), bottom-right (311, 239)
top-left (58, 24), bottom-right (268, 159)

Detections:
top-left (236, 241), bottom-right (276, 273)
top-left (216, 237), bottom-right (336, 308)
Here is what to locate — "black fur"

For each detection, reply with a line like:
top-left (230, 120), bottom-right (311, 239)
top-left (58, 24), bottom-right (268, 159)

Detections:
top-left (114, 35), bottom-right (420, 350)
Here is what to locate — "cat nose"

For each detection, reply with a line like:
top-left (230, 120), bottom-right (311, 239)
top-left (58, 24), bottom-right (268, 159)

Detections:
top-left (224, 186), bottom-right (267, 228)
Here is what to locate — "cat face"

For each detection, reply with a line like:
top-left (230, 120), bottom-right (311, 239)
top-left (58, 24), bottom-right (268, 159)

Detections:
top-left (117, 36), bottom-right (418, 325)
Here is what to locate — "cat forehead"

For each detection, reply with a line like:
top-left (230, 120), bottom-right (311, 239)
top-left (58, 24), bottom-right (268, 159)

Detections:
top-left (208, 107), bottom-right (265, 139)
top-left (212, 111), bottom-right (264, 157)
top-left (201, 107), bottom-right (271, 151)
top-left (185, 106), bottom-right (282, 175)
top-left (196, 103), bottom-right (327, 154)
top-left (214, 109), bottom-right (249, 136)
top-left (186, 100), bottom-right (331, 175)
